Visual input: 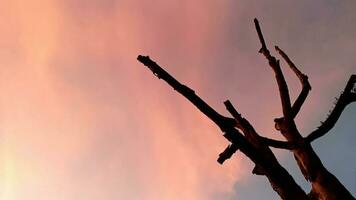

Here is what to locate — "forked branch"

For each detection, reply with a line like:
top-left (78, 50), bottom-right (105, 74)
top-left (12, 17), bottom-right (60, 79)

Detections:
top-left (224, 100), bottom-right (293, 150)
top-left (138, 55), bottom-right (309, 199)
top-left (254, 18), bottom-right (292, 121)
top-left (275, 46), bottom-right (312, 119)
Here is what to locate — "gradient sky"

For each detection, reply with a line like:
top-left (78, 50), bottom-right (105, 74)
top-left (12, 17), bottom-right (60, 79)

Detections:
top-left (0, 1), bottom-right (355, 200)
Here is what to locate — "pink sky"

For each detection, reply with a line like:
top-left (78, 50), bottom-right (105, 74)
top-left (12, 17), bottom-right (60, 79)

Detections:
top-left (0, 1), bottom-right (355, 200)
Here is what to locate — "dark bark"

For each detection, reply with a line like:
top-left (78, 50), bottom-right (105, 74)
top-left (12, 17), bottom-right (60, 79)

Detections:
top-left (137, 18), bottom-right (356, 200)
top-left (254, 19), bottom-right (355, 200)
top-left (138, 55), bottom-right (308, 200)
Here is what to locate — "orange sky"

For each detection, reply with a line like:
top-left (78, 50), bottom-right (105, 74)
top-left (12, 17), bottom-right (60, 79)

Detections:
top-left (0, 1), bottom-right (355, 200)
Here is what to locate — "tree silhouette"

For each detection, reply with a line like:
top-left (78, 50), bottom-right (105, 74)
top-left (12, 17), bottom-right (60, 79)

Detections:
top-left (137, 18), bottom-right (356, 200)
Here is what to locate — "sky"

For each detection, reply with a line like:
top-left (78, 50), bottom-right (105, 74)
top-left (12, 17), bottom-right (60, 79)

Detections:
top-left (0, 0), bottom-right (355, 200)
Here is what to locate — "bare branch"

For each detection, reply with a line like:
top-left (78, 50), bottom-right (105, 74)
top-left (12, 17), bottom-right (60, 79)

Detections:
top-left (137, 55), bottom-right (254, 161)
top-left (224, 100), bottom-right (243, 122)
top-left (259, 136), bottom-right (294, 150)
top-left (275, 46), bottom-right (312, 119)
top-left (224, 100), bottom-right (251, 132)
top-left (224, 100), bottom-right (263, 145)
top-left (306, 74), bottom-right (356, 143)
top-left (137, 55), bottom-right (235, 130)
top-left (254, 19), bottom-right (292, 121)
top-left (275, 46), bottom-right (309, 85)
top-left (254, 18), bottom-right (268, 53)
top-left (138, 54), bottom-right (308, 200)
top-left (217, 144), bottom-right (239, 164)
top-left (224, 100), bottom-right (294, 150)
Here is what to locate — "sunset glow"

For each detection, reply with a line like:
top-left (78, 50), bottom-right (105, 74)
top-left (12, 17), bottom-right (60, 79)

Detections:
top-left (0, 1), bottom-right (355, 200)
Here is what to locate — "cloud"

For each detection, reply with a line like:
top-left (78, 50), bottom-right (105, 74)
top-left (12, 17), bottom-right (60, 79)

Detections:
top-left (1, 1), bottom-right (355, 199)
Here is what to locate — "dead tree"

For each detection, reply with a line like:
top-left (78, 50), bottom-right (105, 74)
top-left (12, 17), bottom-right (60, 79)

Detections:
top-left (137, 19), bottom-right (356, 200)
